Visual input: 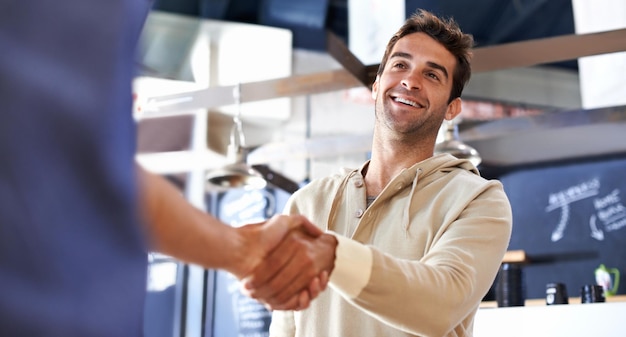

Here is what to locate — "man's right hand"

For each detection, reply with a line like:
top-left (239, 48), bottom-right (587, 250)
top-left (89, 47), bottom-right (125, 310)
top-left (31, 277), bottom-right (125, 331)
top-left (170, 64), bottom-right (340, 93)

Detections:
top-left (241, 225), bottom-right (338, 311)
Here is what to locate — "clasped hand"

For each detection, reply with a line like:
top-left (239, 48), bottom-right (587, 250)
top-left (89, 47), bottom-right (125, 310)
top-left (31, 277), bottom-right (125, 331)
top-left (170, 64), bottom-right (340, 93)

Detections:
top-left (234, 215), bottom-right (337, 311)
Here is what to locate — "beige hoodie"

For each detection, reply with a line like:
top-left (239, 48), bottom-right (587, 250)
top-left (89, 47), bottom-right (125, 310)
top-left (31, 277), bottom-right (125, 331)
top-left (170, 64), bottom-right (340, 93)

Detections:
top-left (270, 153), bottom-right (512, 337)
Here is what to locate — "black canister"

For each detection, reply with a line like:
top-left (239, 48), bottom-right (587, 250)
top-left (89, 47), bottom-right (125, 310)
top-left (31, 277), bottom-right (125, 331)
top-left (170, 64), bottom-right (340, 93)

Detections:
top-left (581, 284), bottom-right (605, 303)
top-left (546, 282), bottom-right (569, 305)
top-left (495, 263), bottom-right (525, 307)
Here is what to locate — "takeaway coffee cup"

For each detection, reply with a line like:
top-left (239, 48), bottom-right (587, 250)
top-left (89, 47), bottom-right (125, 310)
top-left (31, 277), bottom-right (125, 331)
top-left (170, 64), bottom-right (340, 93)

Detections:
top-left (581, 284), bottom-right (605, 303)
top-left (546, 282), bottom-right (568, 305)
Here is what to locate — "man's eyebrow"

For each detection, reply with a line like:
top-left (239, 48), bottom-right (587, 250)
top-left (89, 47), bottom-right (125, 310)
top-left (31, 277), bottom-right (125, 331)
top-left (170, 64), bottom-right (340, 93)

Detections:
top-left (390, 51), bottom-right (412, 60)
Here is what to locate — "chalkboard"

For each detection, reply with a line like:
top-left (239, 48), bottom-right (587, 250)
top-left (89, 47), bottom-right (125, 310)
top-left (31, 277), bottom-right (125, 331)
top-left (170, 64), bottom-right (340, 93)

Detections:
top-left (499, 156), bottom-right (626, 300)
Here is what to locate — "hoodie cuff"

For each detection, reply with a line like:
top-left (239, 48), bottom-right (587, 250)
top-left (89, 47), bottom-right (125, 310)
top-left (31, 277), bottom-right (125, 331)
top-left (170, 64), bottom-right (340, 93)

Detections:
top-left (327, 232), bottom-right (372, 299)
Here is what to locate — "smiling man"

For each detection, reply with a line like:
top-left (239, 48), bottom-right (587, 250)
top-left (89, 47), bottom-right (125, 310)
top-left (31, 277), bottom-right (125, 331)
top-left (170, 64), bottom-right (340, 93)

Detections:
top-left (258, 9), bottom-right (513, 337)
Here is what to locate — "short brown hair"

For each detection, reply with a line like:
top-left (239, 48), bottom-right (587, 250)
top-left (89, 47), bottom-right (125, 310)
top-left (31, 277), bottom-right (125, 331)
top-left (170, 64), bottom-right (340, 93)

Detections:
top-left (376, 9), bottom-right (474, 102)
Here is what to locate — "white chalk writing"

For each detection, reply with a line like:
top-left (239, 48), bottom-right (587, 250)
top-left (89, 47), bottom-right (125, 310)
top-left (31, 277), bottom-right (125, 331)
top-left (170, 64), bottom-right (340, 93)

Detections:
top-left (590, 189), bottom-right (626, 240)
top-left (546, 178), bottom-right (600, 242)
top-left (546, 178), bottom-right (600, 212)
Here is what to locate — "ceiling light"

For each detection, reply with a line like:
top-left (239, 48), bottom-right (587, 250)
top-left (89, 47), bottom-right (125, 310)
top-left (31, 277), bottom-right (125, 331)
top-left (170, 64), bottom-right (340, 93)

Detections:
top-left (206, 84), bottom-right (267, 191)
top-left (434, 120), bottom-right (482, 167)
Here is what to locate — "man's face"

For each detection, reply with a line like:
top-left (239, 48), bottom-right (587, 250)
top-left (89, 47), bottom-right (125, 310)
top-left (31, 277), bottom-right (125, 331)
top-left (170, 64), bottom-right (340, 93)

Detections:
top-left (372, 32), bottom-right (460, 138)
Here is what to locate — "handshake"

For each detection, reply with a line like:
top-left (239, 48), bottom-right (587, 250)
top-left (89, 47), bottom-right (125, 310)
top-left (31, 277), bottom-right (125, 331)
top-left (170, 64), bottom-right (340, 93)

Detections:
top-left (227, 215), bottom-right (338, 311)
top-left (138, 168), bottom-right (336, 311)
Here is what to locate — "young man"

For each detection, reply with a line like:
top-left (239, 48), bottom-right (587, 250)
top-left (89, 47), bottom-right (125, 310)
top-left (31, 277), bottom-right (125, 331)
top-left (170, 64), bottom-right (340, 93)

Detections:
top-left (251, 9), bottom-right (513, 337)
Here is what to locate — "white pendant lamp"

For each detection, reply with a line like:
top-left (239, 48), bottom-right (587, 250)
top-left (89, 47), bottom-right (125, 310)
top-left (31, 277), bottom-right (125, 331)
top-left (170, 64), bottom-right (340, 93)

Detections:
top-left (434, 120), bottom-right (482, 167)
top-left (205, 84), bottom-right (267, 190)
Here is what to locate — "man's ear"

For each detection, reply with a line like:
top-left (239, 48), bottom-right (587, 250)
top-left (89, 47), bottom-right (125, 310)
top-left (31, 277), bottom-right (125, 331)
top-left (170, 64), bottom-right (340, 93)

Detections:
top-left (371, 76), bottom-right (379, 100)
top-left (444, 97), bottom-right (462, 121)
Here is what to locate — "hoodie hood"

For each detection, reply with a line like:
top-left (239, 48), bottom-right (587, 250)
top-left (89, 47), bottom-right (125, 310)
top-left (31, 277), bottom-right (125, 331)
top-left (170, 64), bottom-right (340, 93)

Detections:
top-left (349, 153), bottom-right (481, 233)
top-left (410, 153), bottom-right (480, 181)
top-left (352, 153), bottom-right (479, 188)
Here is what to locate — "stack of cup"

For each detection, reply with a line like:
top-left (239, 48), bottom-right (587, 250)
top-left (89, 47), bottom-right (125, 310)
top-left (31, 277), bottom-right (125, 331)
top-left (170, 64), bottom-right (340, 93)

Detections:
top-left (495, 263), bottom-right (525, 307)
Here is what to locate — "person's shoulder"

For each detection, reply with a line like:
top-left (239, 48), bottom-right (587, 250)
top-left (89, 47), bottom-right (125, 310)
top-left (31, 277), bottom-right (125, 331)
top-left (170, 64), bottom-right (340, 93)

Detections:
top-left (428, 161), bottom-right (505, 197)
top-left (299, 168), bottom-right (352, 192)
top-left (451, 167), bottom-right (504, 188)
top-left (285, 169), bottom-right (353, 214)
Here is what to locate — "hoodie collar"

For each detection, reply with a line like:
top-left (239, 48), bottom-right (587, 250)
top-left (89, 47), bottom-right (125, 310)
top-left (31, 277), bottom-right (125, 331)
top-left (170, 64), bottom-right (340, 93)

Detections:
top-left (329, 154), bottom-right (479, 235)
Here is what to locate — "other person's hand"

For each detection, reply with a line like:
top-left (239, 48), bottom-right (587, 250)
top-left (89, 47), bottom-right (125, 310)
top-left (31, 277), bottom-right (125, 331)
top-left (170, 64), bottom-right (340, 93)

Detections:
top-left (241, 224), bottom-right (338, 310)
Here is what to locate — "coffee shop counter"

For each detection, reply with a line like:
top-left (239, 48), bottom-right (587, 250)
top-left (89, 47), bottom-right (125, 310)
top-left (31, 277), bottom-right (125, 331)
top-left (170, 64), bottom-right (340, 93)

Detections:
top-left (474, 295), bottom-right (626, 337)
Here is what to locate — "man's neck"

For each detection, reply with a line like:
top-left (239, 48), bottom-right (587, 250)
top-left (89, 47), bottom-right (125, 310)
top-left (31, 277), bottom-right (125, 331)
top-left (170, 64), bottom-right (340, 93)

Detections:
top-left (364, 152), bottom-right (430, 197)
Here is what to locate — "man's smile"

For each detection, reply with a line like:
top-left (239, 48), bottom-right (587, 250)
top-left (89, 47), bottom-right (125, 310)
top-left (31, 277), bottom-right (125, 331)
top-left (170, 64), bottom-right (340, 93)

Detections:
top-left (391, 94), bottom-right (424, 109)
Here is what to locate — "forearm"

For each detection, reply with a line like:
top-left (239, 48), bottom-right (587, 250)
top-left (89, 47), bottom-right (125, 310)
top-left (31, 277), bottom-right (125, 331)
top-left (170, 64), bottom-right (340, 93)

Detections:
top-left (136, 165), bottom-right (243, 274)
top-left (138, 165), bottom-right (329, 311)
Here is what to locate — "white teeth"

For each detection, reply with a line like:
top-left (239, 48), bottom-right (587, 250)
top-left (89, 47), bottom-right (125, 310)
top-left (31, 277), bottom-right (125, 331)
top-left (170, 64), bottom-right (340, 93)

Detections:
top-left (394, 97), bottom-right (419, 108)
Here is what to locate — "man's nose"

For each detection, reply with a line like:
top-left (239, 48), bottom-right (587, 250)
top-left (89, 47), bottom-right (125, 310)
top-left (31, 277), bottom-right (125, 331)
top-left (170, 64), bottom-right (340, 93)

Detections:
top-left (400, 71), bottom-right (422, 90)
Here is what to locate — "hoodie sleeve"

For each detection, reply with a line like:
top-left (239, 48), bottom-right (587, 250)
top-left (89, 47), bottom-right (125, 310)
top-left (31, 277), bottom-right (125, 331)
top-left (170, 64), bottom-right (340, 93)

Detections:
top-left (327, 233), bottom-right (372, 298)
top-left (269, 310), bottom-right (295, 337)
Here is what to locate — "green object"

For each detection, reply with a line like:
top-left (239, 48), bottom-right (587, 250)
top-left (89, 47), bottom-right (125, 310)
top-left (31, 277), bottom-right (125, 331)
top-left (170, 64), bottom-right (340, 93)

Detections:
top-left (595, 264), bottom-right (620, 296)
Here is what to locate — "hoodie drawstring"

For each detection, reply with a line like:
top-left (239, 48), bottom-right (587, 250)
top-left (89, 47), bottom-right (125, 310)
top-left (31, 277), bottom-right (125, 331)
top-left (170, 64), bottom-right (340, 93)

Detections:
top-left (403, 169), bottom-right (421, 235)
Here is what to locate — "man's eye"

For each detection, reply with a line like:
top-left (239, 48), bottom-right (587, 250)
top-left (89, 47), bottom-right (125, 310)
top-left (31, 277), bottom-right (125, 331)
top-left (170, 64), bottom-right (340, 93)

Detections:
top-left (427, 73), bottom-right (440, 80)
top-left (392, 63), bottom-right (406, 69)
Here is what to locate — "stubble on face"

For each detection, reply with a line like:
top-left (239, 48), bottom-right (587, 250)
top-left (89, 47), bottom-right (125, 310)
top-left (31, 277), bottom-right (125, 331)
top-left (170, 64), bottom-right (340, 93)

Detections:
top-left (374, 85), bottom-right (434, 138)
